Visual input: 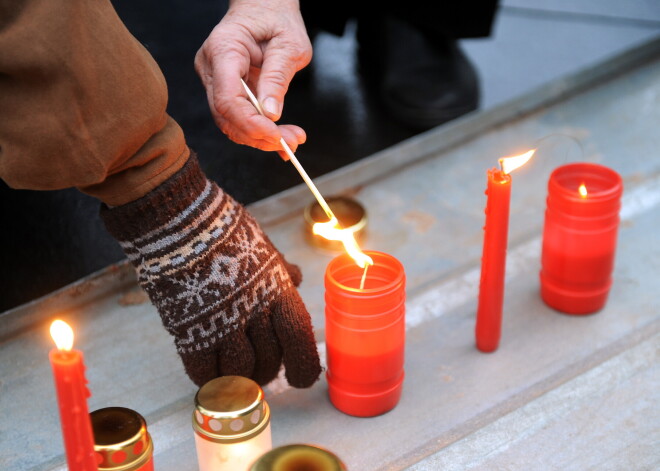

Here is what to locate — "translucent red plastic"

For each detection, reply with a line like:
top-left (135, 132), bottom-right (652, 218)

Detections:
top-left (540, 162), bottom-right (623, 314)
top-left (324, 251), bottom-right (406, 417)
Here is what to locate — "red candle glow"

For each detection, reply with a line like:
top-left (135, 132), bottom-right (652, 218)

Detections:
top-left (476, 150), bottom-right (535, 353)
top-left (325, 251), bottom-right (406, 417)
top-left (49, 320), bottom-right (98, 471)
top-left (540, 162), bottom-right (623, 314)
top-left (313, 198), bottom-right (404, 416)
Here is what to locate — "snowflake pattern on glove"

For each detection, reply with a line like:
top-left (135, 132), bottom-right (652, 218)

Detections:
top-left (122, 182), bottom-right (290, 350)
top-left (101, 154), bottom-right (322, 388)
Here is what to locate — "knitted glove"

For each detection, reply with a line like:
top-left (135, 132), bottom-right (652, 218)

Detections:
top-left (101, 154), bottom-right (321, 388)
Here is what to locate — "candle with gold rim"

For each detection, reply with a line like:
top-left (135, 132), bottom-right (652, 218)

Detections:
top-left (192, 376), bottom-right (272, 471)
top-left (91, 407), bottom-right (154, 471)
top-left (250, 444), bottom-right (346, 471)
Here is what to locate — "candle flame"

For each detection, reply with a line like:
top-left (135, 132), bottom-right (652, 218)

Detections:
top-left (498, 149), bottom-right (536, 175)
top-left (50, 320), bottom-right (74, 351)
top-left (578, 183), bottom-right (588, 198)
top-left (313, 217), bottom-right (373, 268)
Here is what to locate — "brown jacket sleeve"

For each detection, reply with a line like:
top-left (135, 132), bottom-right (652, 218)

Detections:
top-left (0, 0), bottom-right (189, 206)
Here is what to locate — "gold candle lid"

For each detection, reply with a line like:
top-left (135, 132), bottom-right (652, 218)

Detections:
top-left (90, 407), bottom-right (153, 471)
top-left (193, 375), bottom-right (270, 444)
top-left (304, 196), bottom-right (367, 252)
top-left (250, 444), bottom-right (347, 471)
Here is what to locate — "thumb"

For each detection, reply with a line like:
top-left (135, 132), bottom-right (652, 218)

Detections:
top-left (282, 258), bottom-right (302, 287)
top-left (258, 39), bottom-right (311, 121)
top-left (271, 291), bottom-right (322, 388)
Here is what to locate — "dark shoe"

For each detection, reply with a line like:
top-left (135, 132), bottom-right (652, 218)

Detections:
top-left (357, 16), bottom-right (480, 131)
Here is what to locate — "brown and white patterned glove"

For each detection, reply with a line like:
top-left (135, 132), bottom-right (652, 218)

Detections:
top-left (101, 154), bottom-right (321, 388)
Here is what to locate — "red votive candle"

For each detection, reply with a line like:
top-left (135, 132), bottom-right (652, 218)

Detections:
top-left (325, 251), bottom-right (406, 417)
top-left (540, 162), bottom-right (623, 314)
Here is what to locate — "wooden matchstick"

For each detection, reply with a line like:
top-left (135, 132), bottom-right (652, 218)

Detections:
top-left (240, 79), bottom-right (337, 222)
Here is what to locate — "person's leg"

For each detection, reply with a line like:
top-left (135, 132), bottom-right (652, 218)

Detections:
top-left (300, 0), bottom-right (500, 131)
top-left (360, 1), bottom-right (499, 130)
top-left (384, 2), bottom-right (499, 40)
top-left (299, 0), bottom-right (355, 38)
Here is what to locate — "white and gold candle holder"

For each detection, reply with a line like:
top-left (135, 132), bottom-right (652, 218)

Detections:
top-left (192, 376), bottom-right (272, 471)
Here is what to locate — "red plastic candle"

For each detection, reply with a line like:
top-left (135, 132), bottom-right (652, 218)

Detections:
top-left (49, 320), bottom-right (98, 471)
top-left (325, 251), bottom-right (406, 417)
top-left (476, 150), bottom-right (535, 352)
top-left (540, 162), bottom-right (623, 314)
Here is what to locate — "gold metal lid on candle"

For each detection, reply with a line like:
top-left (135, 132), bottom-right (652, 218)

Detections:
top-left (304, 196), bottom-right (367, 252)
top-left (90, 407), bottom-right (153, 471)
top-left (193, 375), bottom-right (270, 444)
top-left (250, 444), bottom-right (347, 471)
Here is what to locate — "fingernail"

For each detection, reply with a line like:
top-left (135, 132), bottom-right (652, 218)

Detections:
top-left (263, 97), bottom-right (281, 119)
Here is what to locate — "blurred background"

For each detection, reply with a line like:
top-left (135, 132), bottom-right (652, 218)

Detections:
top-left (1, 0), bottom-right (659, 312)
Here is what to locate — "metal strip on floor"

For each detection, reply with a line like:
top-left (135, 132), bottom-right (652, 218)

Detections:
top-left (2, 36), bottom-right (659, 471)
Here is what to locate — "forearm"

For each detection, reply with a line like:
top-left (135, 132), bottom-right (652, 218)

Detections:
top-left (0, 0), bottom-right (188, 206)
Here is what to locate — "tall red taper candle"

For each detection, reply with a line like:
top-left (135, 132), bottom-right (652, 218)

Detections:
top-left (475, 168), bottom-right (512, 352)
top-left (475, 150), bottom-right (535, 351)
top-left (49, 320), bottom-right (98, 471)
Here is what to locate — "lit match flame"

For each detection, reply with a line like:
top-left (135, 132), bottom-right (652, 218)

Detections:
top-left (578, 183), bottom-right (588, 198)
top-left (50, 320), bottom-right (74, 351)
top-left (499, 149), bottom-right (536, 175)
top-left (313, 217), bottom-right (373, 268)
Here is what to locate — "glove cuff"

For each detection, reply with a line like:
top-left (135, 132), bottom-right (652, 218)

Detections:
top-left (101, 152), bottom-right (208, 241)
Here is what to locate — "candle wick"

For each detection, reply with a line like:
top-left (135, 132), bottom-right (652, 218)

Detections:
top-left (359, 264), bottom-right (370, 290)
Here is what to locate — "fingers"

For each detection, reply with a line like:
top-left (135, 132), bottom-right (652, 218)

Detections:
top-left (282, 259), bottom-right (303, 287)
top-left (184, 320), bottom-right (282, 388)
top-left (217, 329), bottom-right (256, 378)
top-left (258, 40), bottom-right (312, 122)
top-left (195, 22), bottom-right (283, 149)
top-left (194, 1), bottom-right (310, 155)
top-left (271, 291), bottom-right (322, 388)
top-left (247, 313), bottom-right (283, 385)
top-left (181, 349), bottom-right (220, 388)
top-left (211, 67), bottom-right (284, 150)
top-left (277, 125), bottom-right (307, 161)
top-left (201, 51), bottom-right (306, 156)
top-left (253, 6), bottom-right (312, 123)
top-left (215, 119), bottom-right (305, 157)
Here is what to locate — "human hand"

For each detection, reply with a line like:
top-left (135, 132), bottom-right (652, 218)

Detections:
top-left (195, 0), bottom-right (311, 160)
top-left (101, 154), bottom-right (322, 388)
